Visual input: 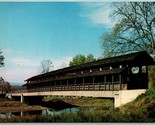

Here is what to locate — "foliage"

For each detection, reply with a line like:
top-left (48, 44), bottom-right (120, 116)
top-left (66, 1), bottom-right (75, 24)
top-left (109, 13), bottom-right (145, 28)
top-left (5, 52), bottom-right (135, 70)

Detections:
top-left (120, 89), bottom-right (155, 121)
top-left (100, 2), bottom-right (155, 57)
top-left (148, 66), bottom-right (155, 89)
top-left (39, 59), bottom-right (53, 74)
top-left (0, 50), bottom-right (4, 67)
top-left (0, 77), bottom-right (11, 94)
top-left (145, 89), bottom-right (155, 95)
top-left (69, 54), bottom-right (95, 67)
top-left (85, 54), bottom-right (95, 63)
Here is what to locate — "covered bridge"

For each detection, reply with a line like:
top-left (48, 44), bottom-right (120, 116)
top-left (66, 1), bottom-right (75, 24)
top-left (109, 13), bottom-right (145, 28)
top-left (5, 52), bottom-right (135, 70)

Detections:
top-left (23, 51), bottom-right (155, 92)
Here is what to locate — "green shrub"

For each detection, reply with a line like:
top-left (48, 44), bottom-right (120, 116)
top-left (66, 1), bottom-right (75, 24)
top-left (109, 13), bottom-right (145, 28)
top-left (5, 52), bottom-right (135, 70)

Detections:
top-left (145, 89), bottom-right (155, 96)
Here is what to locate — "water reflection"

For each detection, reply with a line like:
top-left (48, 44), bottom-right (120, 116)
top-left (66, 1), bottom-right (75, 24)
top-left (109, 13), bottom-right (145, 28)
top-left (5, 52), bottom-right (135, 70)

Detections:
top-left (0, 112), bottom-right (12, 119)
top-left (43, 107), bottom-right (96, 116)
top-left (0, 110), bottom-right (43, 118)
top-left (0, 107), bottom-right (96, 118)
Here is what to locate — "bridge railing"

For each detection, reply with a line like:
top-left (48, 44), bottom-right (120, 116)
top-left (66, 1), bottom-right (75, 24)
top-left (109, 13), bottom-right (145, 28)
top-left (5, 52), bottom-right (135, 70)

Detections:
top-left (11, 82), bottom-right (121, 93)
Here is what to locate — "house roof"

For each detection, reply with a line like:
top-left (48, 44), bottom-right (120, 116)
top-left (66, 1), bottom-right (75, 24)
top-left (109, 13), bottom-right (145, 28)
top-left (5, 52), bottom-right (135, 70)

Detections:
top-left (25, 51), bottom-right (155, 82)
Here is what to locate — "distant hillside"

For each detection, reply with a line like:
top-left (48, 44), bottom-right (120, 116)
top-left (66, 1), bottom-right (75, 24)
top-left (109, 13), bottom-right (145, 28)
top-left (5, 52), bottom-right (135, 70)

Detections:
top-left (10, 82), bottom-right (23, 86)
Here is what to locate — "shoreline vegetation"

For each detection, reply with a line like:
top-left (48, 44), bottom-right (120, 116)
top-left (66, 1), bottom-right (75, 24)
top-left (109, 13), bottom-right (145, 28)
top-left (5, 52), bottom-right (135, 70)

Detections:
top-left (0, 98), bottom-right (48, 113)
top-left (0, 89), bottom-right (155, 122)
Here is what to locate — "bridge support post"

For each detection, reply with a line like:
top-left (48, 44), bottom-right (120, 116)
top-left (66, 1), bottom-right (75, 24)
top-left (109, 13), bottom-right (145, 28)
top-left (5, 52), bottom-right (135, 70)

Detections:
top-left (21, 94), bottom-right (24, 103)
top-left (67, 80), bottom-right (69, 90)
top-left (112, 76), bottom-right (114, 90)
top-left (119, 75), bottom-right (122, 90)
top-left (83, 78), bottom-right (85, 90)
top-left (6, 93), bottom-right (12, 99)
top-left (93, 77), bottom-right (95, 90)
top-left (104, 76), bottom-right (106, 90)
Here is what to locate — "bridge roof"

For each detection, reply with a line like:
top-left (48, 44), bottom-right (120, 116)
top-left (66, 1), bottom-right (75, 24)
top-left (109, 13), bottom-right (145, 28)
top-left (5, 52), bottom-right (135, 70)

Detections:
top-left (25, 51), bottom-right (155, 82)
top-left (23, 68), bottom-right (127, 86)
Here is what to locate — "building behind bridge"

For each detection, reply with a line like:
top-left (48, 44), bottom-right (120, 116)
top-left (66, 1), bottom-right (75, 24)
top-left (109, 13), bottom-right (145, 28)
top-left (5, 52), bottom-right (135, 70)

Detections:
top-left (20, 51), bottom-right (155, 92)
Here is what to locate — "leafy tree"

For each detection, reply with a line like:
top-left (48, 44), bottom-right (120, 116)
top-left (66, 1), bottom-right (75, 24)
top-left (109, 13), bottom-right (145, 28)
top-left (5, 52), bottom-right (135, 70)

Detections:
top-left (0, 50), bottom-right (4, 67)
top-left (148, 66), bottom-right (155, 89)
top-left (100, 2), bottom-right (155, 57)
top-left (86, 54), bottom-right (96, 63)
top-left (69, 54), bottom-right (95, 67)
top-left (39, 59), bottom-right (53, 74)
top-left (69, 54), bottom-right (86, 67)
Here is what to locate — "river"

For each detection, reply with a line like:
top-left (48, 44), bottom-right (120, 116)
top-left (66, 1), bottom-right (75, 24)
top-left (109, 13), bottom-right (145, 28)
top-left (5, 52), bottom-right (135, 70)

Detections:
top-left (0, 107), bottom-right (96, 119)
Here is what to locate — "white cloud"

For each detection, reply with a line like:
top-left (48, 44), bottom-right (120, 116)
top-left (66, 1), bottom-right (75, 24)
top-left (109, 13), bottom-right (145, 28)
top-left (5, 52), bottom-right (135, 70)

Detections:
top-left (52, 56), bottom-right (72, 70)
top-left (0, 65), bottom-right (38, 84)
top-left (2, 48), bottom-right (12, 55)
top-left (0, 56), bottom-right (72, 84)
top-left (80, 2), bottom-right (116, 28)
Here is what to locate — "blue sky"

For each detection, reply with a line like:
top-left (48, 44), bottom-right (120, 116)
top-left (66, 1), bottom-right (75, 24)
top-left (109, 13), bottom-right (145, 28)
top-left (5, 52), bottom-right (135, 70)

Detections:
top-left (0, 2), bottom-right (114, 84)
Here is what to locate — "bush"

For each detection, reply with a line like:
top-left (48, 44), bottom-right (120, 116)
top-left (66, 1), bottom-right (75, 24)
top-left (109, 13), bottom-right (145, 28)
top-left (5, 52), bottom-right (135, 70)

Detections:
top-left (148, 66), bottom-right (155, 89)
top-left (145, 89), bottom-right (155, 96)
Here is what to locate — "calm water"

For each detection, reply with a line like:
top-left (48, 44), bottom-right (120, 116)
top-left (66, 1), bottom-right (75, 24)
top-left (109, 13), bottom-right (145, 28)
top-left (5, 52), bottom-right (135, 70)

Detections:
top-left (0, 107), bottom-right (96, 118)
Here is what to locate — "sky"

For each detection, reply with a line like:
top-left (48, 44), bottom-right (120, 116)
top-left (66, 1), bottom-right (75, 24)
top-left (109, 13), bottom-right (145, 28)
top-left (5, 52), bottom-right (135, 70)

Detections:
top-left (0, 2), bottom-right (115, 85)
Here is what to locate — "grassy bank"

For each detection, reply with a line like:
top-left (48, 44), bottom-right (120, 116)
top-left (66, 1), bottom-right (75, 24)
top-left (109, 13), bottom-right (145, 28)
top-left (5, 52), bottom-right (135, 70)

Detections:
top-left (1, 90), bottom-right (155, 122)
top-left (43, 96), bottom-right (113, 110)
top-left (0, 98), bottom-right (47, 113)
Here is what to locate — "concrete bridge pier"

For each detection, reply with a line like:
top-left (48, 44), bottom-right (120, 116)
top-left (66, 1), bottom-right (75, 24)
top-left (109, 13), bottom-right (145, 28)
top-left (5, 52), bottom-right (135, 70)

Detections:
top-left (114, 89), bottom-right (146, 107)
top-left (21, 94), bottom-right (24, 103)
top-left (5, 93), bottom-right (12, 99)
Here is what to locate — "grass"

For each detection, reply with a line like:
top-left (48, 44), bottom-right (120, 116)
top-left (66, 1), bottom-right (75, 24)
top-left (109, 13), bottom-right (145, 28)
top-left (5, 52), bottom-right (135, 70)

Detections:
top-left (1, 90), bottom-right (155, 122)
top-left (44, 96), bottom-right (113, 110)
top-left (0, 98), bottom-right (47, 113)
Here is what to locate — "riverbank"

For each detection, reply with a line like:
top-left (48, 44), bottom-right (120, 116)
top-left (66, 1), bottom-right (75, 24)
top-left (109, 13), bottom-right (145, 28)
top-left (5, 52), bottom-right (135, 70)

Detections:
top-left (43, 96), bottom-right (113, 110)
top-left (0, 96), bottom-right (113, 122)
top-left (0, 96), bottom-right (113, 113)
top-left (1, 89), bottom-right (155, 122)
top-left (0, 98), bottom-right (47, 113)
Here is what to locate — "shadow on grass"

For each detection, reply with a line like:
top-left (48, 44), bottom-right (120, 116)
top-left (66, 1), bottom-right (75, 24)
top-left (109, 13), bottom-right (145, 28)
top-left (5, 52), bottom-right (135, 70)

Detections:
top-left (41, 99), bottom-right (78, 110)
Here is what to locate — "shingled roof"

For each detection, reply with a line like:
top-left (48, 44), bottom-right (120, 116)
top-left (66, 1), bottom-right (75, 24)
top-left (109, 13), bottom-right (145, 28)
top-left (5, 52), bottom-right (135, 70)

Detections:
top-left (25, 51), bottom-right (155, 82)
top-left (23, 68), bottom-right (127, 86)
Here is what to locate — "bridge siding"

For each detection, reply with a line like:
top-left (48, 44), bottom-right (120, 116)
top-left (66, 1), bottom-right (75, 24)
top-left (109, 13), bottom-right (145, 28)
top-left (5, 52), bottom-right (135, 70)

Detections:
top-left (12, 90), bottom-right (118, 97)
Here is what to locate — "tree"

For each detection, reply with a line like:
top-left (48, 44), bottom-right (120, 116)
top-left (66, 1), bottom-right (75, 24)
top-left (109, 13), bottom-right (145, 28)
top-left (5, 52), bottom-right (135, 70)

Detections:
top-left (0, 50), bottom-right (4, 67)
top-left (86, 54), bottom-right (96, 63)
top-left (0, 77), bottom-right (11, 94)
top-left (148, 66), bottom-right (155, 89)
top-left (39, 59), bottom-right (53, 74)
top-left (5, 82), bottom-right (11, 93)
top-left (69, 54), bottom-right (95, 67)
top-left (69, 54), bottom-right (86, 67)
top-left (100, 2), bottom-right (155, 57)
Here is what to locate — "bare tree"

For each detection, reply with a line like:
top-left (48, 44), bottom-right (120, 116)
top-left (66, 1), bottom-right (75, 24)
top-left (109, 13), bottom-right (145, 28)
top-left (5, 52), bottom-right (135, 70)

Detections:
top-left (100, 2), bottom-right (155, 57)
top-left (39, 59), bottom-right (53, 74)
